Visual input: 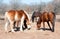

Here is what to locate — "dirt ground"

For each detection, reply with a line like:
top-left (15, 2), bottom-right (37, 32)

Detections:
top-left (0, 15), bottom-right (60, 39)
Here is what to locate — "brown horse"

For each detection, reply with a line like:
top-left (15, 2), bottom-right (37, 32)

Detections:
top-left (37, 11), bottom-right (55, 32)
top-left (5, 10), bottom-right (31, 32)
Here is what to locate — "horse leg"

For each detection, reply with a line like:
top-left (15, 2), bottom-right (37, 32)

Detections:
top-left (14, 21), bottom-right (19, 30)
top-left (37, 22), bottom-right (41, 30)
top-left (10, 21), bottom-right (15, 32)
top-left (15, 21), bottom-right (19, 28)
top-left (20, 15), bottom-right (24, 31)
top-left (23, 20), bottom-right (27, 29)
top-left (50, 20), bottom-right (55, 32)
top-left (43, 22), bottom-right (45, 31)
top-left (26, 20), bottom-right (31, 30)
top-left (5, 21), bottom-right (9, 32)
top-left (47, 21), bottom-right (51, 30)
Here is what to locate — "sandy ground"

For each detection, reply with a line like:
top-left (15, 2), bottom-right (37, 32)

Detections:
top-left (0, 15), bottom-right (60, 39)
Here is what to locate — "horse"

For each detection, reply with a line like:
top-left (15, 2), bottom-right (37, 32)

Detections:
top-left (37, 11), bottom-right (55, 32)
top-left (31, 11), bottom-right (41, 22)
top-left (5, 10), bottom-right (31, 32)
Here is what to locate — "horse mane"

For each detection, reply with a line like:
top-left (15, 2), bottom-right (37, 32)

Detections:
top-left (20, 10), bottom-right (30, 21)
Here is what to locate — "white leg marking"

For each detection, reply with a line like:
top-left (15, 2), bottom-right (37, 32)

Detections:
top-left (5, 12), bottom-right (9, 32)
top-left (5, 21), bottom-right (9, 32)
top-left (10, 21), bottom-right (15, 32)
top-left (20, 15), bottom-right (24, 31)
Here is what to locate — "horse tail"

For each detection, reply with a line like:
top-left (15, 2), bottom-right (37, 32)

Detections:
top-left (52, 12), bottom-right (56, 23)
top-left (53, 12), bottom-right (56, 26)
top-left (51, 12), bottom-right (56, 32)
top-left (5, 12), bottom-right (8, 22)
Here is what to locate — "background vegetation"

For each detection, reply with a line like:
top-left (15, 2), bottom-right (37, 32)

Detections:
top-left (0, 0), bottom-right (60, 15)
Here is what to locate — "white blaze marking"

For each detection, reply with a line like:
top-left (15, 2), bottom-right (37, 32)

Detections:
top-left (37, 17), bottom-right (39, 21)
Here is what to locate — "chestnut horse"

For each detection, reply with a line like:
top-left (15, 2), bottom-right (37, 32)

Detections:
top-left (5, 10), bottom-right (31, 32)
top-left (37, 11), bottom-right (55, 32)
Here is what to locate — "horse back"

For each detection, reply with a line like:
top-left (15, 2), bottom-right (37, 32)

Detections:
top-left (5, 10), bottom-right (24, 21)
top-left (42, 11), bottom-right (55, 21)
top-left (48, 12), bottom-right (55, 21)
top-left (18, 10), bottom-right (29, 21)
top-left (41, 12), bottom-right (49, 21)
top-left (6, 10), bottom-right (16, 21)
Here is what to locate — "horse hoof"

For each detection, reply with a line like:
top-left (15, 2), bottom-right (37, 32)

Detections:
top-left (52, 30), bottom-right (54, 32)
top-left (43, 29), bottom-right (45, 31)
top-left (50, 28), bottom-right (52, 30)
top-left (11, 30), bottom-right (15, 33)
top-left (27, 28), bottom-right (31, 30)
top-left (44, 30), bottom-right (45, 31)
top-left (20, 29), bottom-right (23, 31)
top-left (27, 25), bottom-right (31, 30)
top-left (5, 31), bottom-right (9, 33)
top-left (37, 28), bottom-right (40, 30)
